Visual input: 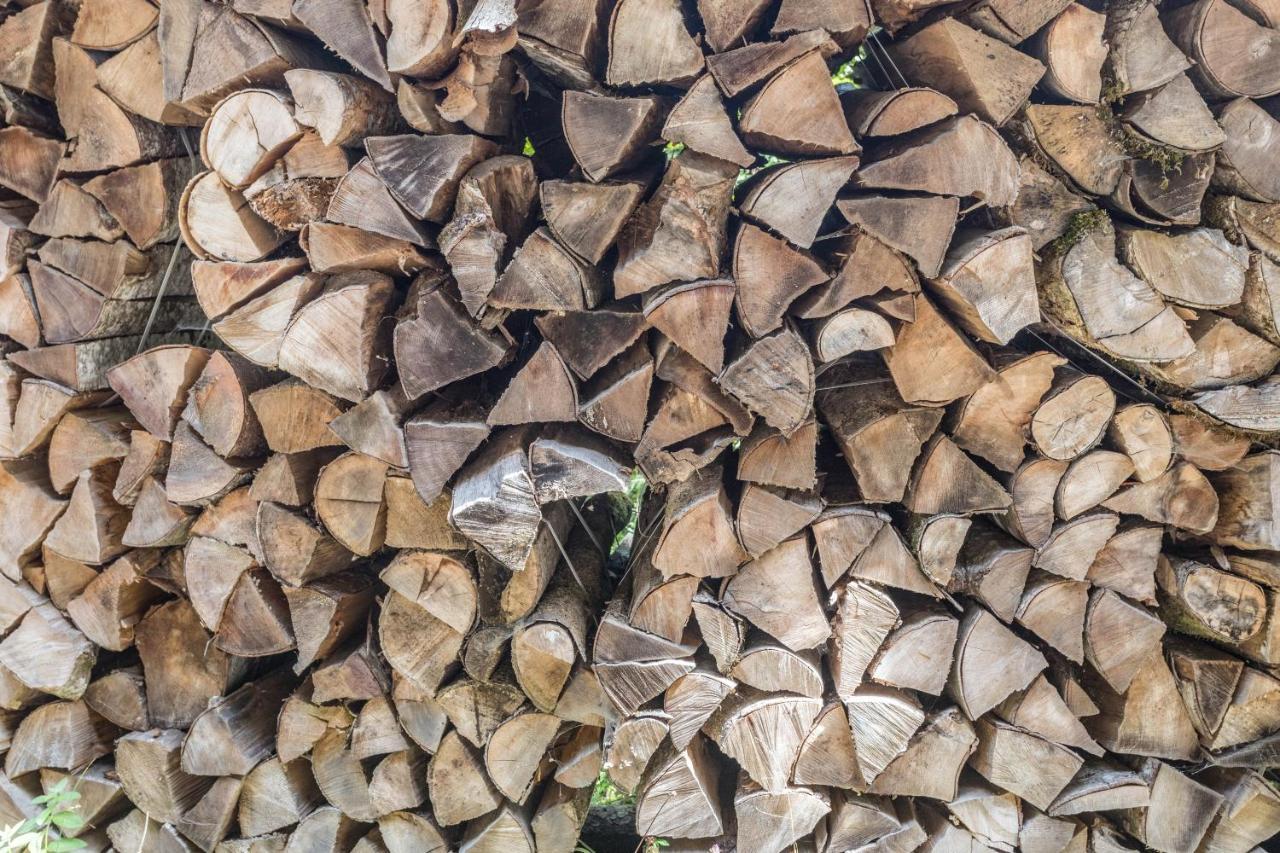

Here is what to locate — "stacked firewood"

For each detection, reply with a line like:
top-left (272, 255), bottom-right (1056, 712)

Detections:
top-left (1, 0), bottom-right (1280, 851)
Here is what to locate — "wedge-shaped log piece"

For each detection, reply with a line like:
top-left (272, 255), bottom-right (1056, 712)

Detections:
top-left (859, 116), bottom-right (1018, 208)
top-left (440, 156), bottom-right (538, 315)
top-left (0, 597), bottom-right (95, 700)
top-left (1031, 371), bottom-right (1116, 461)
top-left (562, 91), bottom-right (665, 183)
top-left (0, 460), bottom-right (67, 581)
top-left (926, 227), bottom-right (1037, 345)
top-left (606, 0), bottom-right (704, 88)
top-left (737, 159), bottom-right (855, 253)
top-left (1108, 403), bottom-right (1173, 482)
top-left (817, 364), bottom-right (942, 503)
top-left (1165, 0), bottom-right (1280, 99)
top-left (736, 785), bottom-right (830, 853)
top-left (450, 430), bottom-right (542, 571)
top-left (720, 326), bottom-right (814, 436)
top-left (1122, 73), bottom-right (1225, 154)
top-left (843, 86), bottom-right (957, 138)
top-left (829, 580), bottom-right (899, 700)
top-left (1119, 227), bottom-right (1247, 309)
top-left (1117, 759), bottom-right (1223, 853)
top-left (106, 345), bottom-right (210, 440)
top-left (1215, 98), bottom-right (1280, 204)
top-left (540, 180), bottom-right (644, 266)
top-left (1055, 450), bottom-right (1133, 521)
top-left (950, 351), bottom-right (1063, 473)
top-left (888, 17), bottom-right (1044, 126)
top-left (733, 224), bottom-right (828, 338)
top-left (257, 501), bottom-right (355, 586)
top-left (884, 294), bottom-right (994, 407)
top-left (1087, 651), bottom-right (1200, 760)
top-left (366, 134), bottom-right (498, 222)
top-left (1194, 375), bottom-right (1280, 433)
top-left (1085, 524), bottom-right (1160, 607)
top-left (1101, 461), bottom-right (1218, 534)
top-left (614, 151), bottom-right (736, 298)
top-left (1104, 0), bottom-right (1191, 96)
top-left (1016, 571), bottom-right (1088, 662)
top-left (740, 50), bottom-right (857, 157)
top-left (791, 699), bottom-right (860, 789)
top-left (704, 29), bottom-right (835, 97)
top-left (996, 674), bottom-right (1102, 756)
top-left (182, 671), bottom-right (294, 777)
top-left (642, 280), bottom-right (731, 374)
top-left (972, 717), bottom-right (1084, 811)
top-left (66, 551), bottom-right (163, 650)
top-left (395, 276), bottom-right (510, 398)
top-left (242, 753), bottom-right (325, 833)
top-left (635, 736), bottom-right (722, 840)
top-left (837, 194), bottom-right (958, 279)
top-left (117, 729), bottom-right (213, 825)
top-left (651, 464), bottom-right (747, 579)
top-left (662, 75), bottom-right (751, 167)
top-left (490, 227), bottom-right (604, 312)
top-left (529, 427), bottom-right (630, 504)
top-left (949, 606), bottom-right (1047, 719)
top-left (706, 691), bottom-right (824, 794)
top-left (1041, 220), bottom-right (1194, 362)
top-left (906, 435), bottom-right (1012, 515)
top-left (1211, 452), bottom-right (1280, 550)
top-left (847, 686), bottom-right (926, 784)
top-left (950, 524), bottom-right (1033, 621)
top-left (1019, 104), bottom-right (1129, 198)
top-left (1085, 587), bottom-right (1166, 694)
top-left (1030, 3), bottom-right (1106, 104)
top-left (278, 273), bottom-right (394, 402)
top-left (1035, 511), bottom-right (1119, 582)
top-left (723, 538), bottom-right (828, 651)
top-left (327, 158), bottom-right (430, 248)
top-left (213, 273), bottom-right (324, 368)
top-left (44, 466), bottom-right (129, 565)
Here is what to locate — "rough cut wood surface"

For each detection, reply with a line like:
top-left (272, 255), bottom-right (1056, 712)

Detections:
top-left (0, 1), bottom-right (1278, 852)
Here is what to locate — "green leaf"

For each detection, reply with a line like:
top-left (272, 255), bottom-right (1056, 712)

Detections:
top-left (52, 812), bottom-right (85, 831)
top-left (48, 836), bottom-right (88, 851)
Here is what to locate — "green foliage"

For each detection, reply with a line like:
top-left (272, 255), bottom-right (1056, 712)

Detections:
top-left (522, 137), bottom-right (536, 156)
top-left (0, 778), bottom-right (86, 853)
top-left (1051, 208), bottom-right (1110, 253)
top-left (590, 770), bottom-right (633, 807)
top-left (831, 45), bottom-right (868, 87)
top-left (663, 141), bottom-right (686, 161)
top-left (608, 471), bottom-right (648, 557)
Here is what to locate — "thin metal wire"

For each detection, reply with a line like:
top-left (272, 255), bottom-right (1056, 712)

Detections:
top-left (133, 242), bottom-right (184, 354)
top-left (1025, 327), bottom-right (1164, 407)
top-left (870, 29), bottom-right (911, 89)
top-left (569, 497), bottom-right (606, 558)
top-left (544, 515), bottom-right (590, 597)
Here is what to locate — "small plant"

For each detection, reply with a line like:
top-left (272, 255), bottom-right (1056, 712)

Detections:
top-left (0, 778), bottom-right (86, 853)
top-left (1052, 208), bottom-right (1110, 253)
top-left (590, 770), bottom-right (634, 807)
top-left (608, 472), bottom-right (648, 558)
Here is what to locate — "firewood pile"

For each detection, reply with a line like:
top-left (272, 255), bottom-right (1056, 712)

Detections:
top-left (1, 0), bottom-right (1280, 850)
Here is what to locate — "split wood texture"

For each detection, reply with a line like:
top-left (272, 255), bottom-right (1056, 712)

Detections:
top-left (0, 0), bottom-right (1278, 852)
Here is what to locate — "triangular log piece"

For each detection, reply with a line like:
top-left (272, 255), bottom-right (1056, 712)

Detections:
top-left (888, 17), bottom-right (1046, 126)
top-left (739, 50), bottom-right (858, 157)
top-left (605, 0), bottom-right (705, 89)
top-left (365, 133), bottom-right (498, 222)
top-left (562, 91), bottom-right (666, 183)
